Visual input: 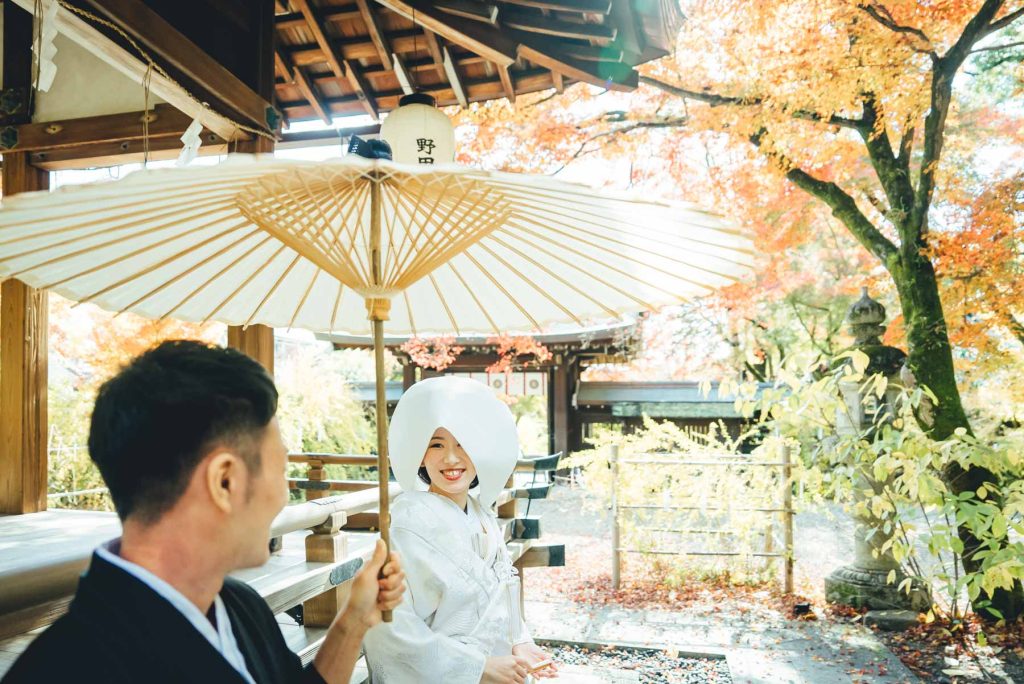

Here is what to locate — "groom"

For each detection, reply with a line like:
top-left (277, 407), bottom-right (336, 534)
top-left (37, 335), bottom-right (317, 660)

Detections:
top-left (3, 340), bottom-right (404, 684)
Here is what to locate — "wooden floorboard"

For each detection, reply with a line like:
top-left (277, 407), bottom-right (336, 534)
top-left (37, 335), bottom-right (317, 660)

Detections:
top-left (0, 511), bottom-right (120, 608)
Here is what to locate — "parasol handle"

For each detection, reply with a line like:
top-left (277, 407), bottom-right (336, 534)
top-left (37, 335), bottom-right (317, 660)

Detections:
top-left (370, 311), bottom-right (394, 623)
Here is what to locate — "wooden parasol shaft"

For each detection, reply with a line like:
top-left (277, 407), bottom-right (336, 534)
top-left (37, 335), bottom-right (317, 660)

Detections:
top-left (372, 314), bottom-right (392, 623)
top-left (367, 173), bottom-right (393, 622)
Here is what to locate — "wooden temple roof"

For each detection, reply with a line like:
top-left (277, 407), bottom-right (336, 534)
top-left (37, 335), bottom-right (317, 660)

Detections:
top-left (317, 320), bottom-right (640, 358)
top-left (0, 1), bottom-right (682, 167)
top-left (272, 0), bottom-right (684, 125)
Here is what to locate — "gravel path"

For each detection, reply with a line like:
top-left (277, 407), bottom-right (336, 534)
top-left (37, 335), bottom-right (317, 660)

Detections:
top-left (545, 643), bottom-right (732, 684)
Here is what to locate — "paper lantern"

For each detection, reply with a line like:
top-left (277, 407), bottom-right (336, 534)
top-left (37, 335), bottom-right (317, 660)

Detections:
top-left (380, 93), bottom-right (455, 166)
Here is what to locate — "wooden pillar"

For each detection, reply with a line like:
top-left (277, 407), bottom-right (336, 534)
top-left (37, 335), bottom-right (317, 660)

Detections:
top-left (566, 356), bottom-right (581, 452)
top-left (1, 153), bottom-right (50, 514)
top-left (402, 361), bottom-right (417, 390)
top-left (226, 90), bottom-right (276, 371)
top-left (549, 357), bottom-right (570, 458)
top-left (226, 323), bottom-right (275, 375)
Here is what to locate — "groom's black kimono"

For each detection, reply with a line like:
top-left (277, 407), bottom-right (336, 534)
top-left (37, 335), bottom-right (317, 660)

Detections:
top-left (2, 553), bottom-right (326, 684)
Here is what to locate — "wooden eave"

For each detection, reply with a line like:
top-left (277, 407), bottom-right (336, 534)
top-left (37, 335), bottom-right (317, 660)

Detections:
top-left (273, 0), bottom-right (682, 125)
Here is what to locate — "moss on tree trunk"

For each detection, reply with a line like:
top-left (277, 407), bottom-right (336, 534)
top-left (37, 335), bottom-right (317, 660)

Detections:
top-left (892, 251), bottom-right (1024, 620)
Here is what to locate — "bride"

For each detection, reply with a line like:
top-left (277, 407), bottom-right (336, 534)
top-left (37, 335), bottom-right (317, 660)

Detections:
top-left (363, 376), bottom-right (556, 683)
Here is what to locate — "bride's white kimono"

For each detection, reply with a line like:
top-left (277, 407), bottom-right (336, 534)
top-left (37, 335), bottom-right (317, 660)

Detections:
top-left (363, 490), bottom-right (531, 683)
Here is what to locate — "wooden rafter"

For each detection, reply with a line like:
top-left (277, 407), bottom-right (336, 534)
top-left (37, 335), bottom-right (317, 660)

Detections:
top-left (274, 50), bottom-right (294, 83)
top-left (499, 64), bottom-right (516, 103)
top-left (295, 66), bottom-right (334, 125)
top-left (281, 66), bottom-right (556, 119)
top-left (517, 34), bottom-right (636, 90)
top-left (442, 45), bottom-right (469, 107)
top-left (344, 60), bottom-right (381, 120)
top-left (503, 9), bottom-right (616, 43)
top-left (375, 0), bottom-right (517, 66)
top-left (436, 1), bottom-right (500, 24)
top-left (499, 0), bottom-right (612, 12)
top-left (563, 44), bottom-right (624, 62)
top-left (392, 54), bottom-right (416, 95)
top-left (270, 0), bottom-right (679, 124)
top-left (277, 45), bottom-right (330, 125)
top-left (356, 0), bottom-right (392, 65)
top-left (276, 7), bottom-right (361, 30)
top-left (291, 0), bottom-right (347, 79)
top-left (423, 29), bottom-right (447, 80)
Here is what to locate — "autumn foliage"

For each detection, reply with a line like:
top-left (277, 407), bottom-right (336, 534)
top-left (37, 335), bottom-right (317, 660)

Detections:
top-left (455, 0), bottom-right (1024, 617)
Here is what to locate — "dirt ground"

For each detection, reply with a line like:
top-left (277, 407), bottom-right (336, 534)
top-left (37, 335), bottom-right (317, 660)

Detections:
top-left (526, 484), bottom-right (1024, 683)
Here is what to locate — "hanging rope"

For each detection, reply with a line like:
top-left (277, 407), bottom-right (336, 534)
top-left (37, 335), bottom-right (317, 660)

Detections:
top-left (53, 0), bottom-right (277, 143)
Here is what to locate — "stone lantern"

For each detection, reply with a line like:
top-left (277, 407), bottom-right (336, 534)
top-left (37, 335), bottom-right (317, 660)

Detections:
top-left (824, 288), bottom-right (930, 612)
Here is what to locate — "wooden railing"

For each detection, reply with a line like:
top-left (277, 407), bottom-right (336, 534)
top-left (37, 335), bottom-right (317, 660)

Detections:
top-left (0, 452), bottom-right (567, 681)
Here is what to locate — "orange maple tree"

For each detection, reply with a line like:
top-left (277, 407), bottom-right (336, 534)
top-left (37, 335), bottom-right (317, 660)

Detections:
top-left (48, 294), bottom-right (223, 389)
top-left (456, 1), bottom-right (1024, 617)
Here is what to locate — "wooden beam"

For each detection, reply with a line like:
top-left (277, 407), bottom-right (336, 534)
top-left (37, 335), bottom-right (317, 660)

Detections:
top-left (279, 123), bottom-right (381, 147)
top-left (436, 0), bottom-right (499, 24)
top-left (276, 7), bottom-right (361, 30)
top-left (375, 0), bottom-right (517, 66)
top-left (280, 66), bottom-right (556, 120)
top-left (77, 0), bottom-right (278, 131)
top-left (518, 35), bottom-right (636, 91)
top-left (498, 0), bottom-right (611, 12)
top-left (552, 69), bottom-right (564, 92)
top-left (289, 31), bottom-right (449, 67)
top-left (422, 29), bottom-right (448, 80)
top-left (498, 64), bottom-right (516, 103)
top-left (355, 0), bottom-right (393, 65)
top-left (29, 134), bottom-right (228, 171)
top-left (291, 0), bottom-right (347, 79)
top-left (6, 104), bottom-right (195, 153)
top-left (502, 9), bottom-right (616, 43)
top-left (392, 54), bottom-right (417, 95)
top-left (563, 44), bottom-right (624, 62)
top-left (275, 51), bottom-right (295, 83)
top-left (294, 66), bottom-right (334, 125)
top-left (442, 46), bottom-right (469, 107)
top-left (421, 28), bottom-right (446, 73)
top-left (0, 154), bottom-right (50, 515)
top-left (343, 60), bottom-right (381, 120)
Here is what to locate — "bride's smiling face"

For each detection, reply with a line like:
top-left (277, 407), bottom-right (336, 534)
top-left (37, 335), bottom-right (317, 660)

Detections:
top-left (421, 427), bottom-right (478, 501)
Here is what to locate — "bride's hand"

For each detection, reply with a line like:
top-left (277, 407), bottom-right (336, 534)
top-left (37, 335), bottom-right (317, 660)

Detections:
top-left (511, 642), bottom-right (558, 679)
top-left (481, 655), bottom-right (531, 684)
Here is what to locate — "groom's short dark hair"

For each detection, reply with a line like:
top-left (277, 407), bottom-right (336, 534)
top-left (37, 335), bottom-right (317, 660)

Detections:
top-left (88, 340), bottom-right (278, 523)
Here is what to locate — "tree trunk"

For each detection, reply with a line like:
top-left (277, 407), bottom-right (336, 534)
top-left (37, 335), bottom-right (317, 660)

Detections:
top-left (892, 250), bottom-right (1024, 620)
